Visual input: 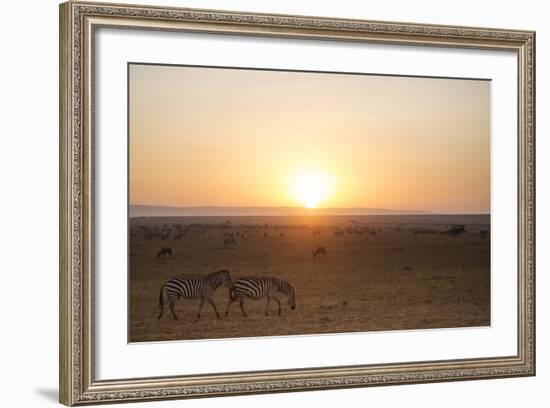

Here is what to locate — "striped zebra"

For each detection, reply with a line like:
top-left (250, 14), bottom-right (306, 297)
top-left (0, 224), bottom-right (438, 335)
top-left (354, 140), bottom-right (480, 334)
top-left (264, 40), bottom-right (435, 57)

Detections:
top-left (224, 276), bottom-right (296, 317)
top-left (158, 269), bottom-right (232, 320)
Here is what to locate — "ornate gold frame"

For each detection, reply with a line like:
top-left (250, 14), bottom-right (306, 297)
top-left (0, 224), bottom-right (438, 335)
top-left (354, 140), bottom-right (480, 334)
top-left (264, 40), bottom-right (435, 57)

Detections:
top-left (59, 1), bottom-right (536, 405)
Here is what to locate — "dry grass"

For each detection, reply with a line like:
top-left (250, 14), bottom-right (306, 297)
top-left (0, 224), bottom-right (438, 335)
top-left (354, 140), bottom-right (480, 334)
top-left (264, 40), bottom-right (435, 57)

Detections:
top-left (129, 215), bottom-right (490, 342)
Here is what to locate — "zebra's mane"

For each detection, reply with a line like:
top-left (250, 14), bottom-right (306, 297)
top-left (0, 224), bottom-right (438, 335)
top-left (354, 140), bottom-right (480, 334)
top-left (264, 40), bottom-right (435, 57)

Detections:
top-left (275, 278), bottom-right (294, 295)
top-left (206, 269), bottom-right (230, 288)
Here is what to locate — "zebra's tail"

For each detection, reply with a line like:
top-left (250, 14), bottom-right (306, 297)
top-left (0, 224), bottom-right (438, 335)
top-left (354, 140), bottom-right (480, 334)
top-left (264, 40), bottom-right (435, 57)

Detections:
top-left (229, 287), bottom-right (238, 301)
top-left (157, 285), bottom-right (165, 319)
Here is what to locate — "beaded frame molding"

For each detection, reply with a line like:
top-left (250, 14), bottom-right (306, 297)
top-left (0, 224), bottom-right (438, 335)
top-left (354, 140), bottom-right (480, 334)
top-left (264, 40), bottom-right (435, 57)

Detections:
top-left (59, 1), bottom-right (535, 405)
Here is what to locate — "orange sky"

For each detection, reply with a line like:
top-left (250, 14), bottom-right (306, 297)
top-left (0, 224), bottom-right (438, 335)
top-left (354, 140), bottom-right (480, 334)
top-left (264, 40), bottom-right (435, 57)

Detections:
top-left (129, 64), bottom-right (490, 213)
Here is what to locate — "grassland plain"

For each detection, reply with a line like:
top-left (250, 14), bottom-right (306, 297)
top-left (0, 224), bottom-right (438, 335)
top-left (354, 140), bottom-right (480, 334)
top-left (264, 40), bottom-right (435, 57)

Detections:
top-left (129, 214), bottom-right (490, 342)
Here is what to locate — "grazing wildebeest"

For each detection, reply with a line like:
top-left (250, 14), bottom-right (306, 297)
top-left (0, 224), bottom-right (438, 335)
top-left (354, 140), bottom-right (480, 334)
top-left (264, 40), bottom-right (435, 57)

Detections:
top-left (412, 227), bottom-right (437, 235)
top-left (157, 247), bottom-right (172, 259)
top-left (158, 270), bottom-right (232, 320)
top-left (441, 225), bottom-right (465, 237)
top-left (312, 246), bottom-right (327, 259)
top-left (225, 276), bottom-right (296, 317)
top-left (223, 238), bottom-right (237, 248)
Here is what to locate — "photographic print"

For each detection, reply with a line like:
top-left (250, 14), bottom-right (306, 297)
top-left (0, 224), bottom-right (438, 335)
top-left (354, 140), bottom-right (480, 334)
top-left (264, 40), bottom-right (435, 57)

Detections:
top-left (60, 4), bottom-right (535, 403)
top-left (128, 63), bottom-right (491, 343)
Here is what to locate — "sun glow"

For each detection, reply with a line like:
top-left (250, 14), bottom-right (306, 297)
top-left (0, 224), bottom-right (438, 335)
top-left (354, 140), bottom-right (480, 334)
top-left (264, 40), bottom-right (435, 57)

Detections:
top-left (289, 170), bottom-right (333, 209)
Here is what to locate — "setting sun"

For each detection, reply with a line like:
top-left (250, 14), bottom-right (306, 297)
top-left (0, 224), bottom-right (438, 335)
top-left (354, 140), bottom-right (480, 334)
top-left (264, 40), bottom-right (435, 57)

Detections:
top-left (289, 170), bottom-right (333, 208)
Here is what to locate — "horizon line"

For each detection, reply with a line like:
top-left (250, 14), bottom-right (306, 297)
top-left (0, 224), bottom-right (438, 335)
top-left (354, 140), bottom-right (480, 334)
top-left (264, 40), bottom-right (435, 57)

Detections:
top-left (129, 204), bottom-right (489, 216)
top-left (131, 204), bottom-right (429, 210)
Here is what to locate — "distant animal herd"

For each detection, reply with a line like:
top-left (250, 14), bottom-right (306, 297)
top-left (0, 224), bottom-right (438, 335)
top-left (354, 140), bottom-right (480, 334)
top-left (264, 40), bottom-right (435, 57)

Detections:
top-left (132, 222), bottom-right (489, 246)
top-left (138, 223), bottom-right (489, 263)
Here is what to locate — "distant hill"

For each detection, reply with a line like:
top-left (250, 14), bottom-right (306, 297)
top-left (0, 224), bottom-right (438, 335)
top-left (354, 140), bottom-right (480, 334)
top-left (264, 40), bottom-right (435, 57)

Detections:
top-left (130, 205), bottom-right (431, 218)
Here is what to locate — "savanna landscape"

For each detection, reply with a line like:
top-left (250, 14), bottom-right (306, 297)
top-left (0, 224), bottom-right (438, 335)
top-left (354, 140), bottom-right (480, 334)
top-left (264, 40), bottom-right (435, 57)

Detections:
top-left (128, 63), bottom-right (491, 343)
top-left (129, 214), bottom-right (490, 342)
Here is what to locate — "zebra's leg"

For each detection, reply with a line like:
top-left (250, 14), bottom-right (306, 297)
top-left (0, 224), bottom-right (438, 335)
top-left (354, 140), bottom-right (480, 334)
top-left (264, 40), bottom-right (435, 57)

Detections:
top-left (196, 297), bottom-right (205, 320)
top-left (158, 302), bottom-right (164, 320)
top-left (169, 301), bottom-right (178, 320)
top-left (224, 298), bottom-right (235, 317)
top-left (158, 286), bottom-right (166, 319)
top-left (239, 299), bottom-right (248, 317)
top-left (205, 297), bottom-right (220, 319)
top-left (273, 297), bottom-right (282, 316)
top-left (265, 296), bottom-right (271, 316)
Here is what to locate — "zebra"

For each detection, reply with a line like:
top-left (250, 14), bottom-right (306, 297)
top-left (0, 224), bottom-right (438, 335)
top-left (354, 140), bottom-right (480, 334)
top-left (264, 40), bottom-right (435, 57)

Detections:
top-left (158, 269), bottom-right (232, 320)
top-left (224, 276), bottom-right (296, 317)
